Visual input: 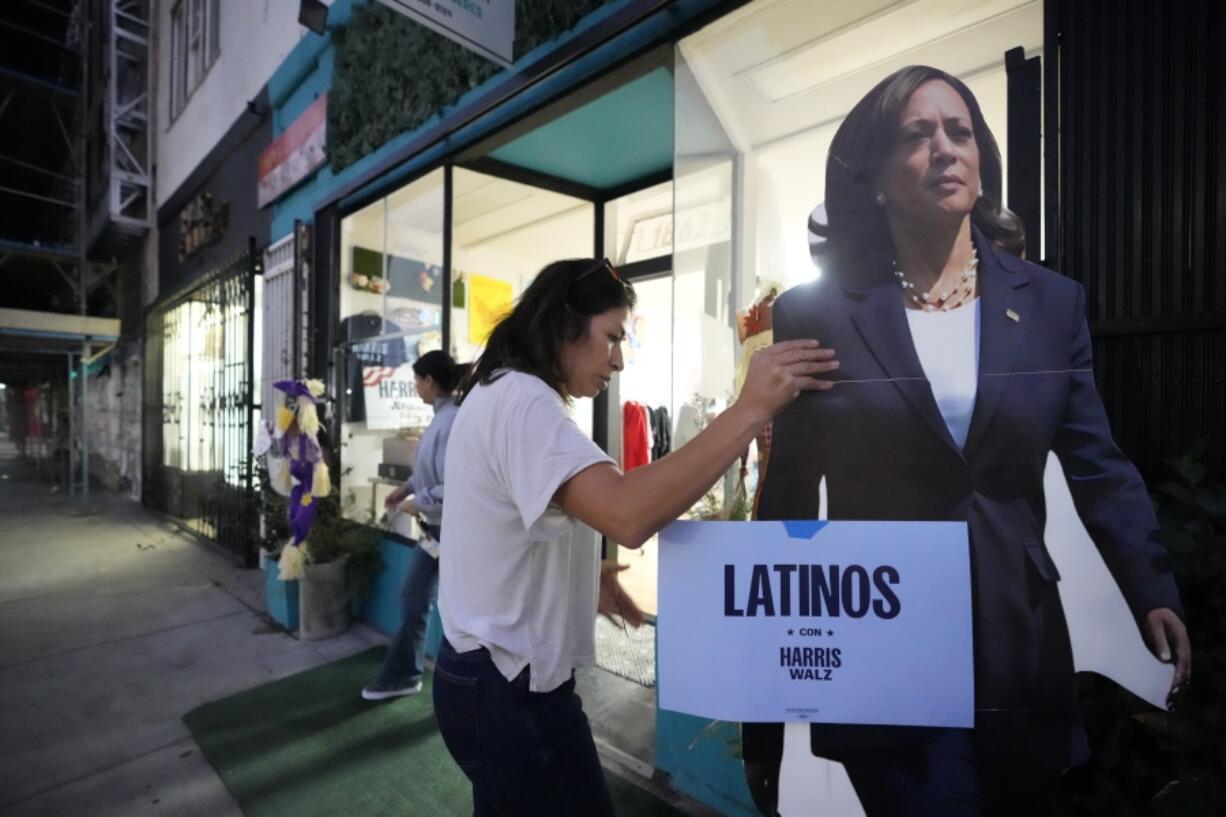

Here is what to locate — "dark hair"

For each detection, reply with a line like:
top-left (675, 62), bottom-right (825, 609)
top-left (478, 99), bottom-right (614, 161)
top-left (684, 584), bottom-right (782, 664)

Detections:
top-left (813, 65), bottom-right (1025, 284)
top-left (457, 258), bottom-right (636, 403)
top-left (412, 350), bottom-right (464, 393)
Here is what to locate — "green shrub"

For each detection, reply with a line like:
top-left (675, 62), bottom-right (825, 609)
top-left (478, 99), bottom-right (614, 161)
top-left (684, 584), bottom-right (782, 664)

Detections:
top-left (1057, 444), bottom-right (1225, 816)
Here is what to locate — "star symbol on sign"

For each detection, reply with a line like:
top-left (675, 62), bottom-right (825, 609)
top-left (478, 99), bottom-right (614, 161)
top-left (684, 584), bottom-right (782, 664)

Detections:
top-left (787, 629), bottom-right (794, 636)
top-left (826, 630), bottom-right (834, 636)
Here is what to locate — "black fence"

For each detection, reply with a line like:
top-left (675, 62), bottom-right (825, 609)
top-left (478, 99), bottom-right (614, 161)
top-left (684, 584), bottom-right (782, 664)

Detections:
top-left (1053, 0), bottom-right (1226, 478)
top-left (143, 245), bottom-right (260, 566)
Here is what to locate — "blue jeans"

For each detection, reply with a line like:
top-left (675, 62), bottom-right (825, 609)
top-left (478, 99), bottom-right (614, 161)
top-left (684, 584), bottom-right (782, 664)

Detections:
top-left (432, 638), bottom-right (615, 817)
top-left (371, 542), bottom-right (438, 690)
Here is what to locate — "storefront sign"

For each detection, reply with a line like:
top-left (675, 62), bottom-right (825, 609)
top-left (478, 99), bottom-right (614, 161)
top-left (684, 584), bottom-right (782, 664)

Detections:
top-left (177, 191), bottom-right (229, 261)
top-left (626, 199), bottom-right (732, 263)
top-left (258, 95), bottom-right (328, 209)
top-left (657, 520), bottom-right (973, 726)
top-left (376, 0), bottom-right (514, 68)
top-left (362, 364), bottom-right (433, 430)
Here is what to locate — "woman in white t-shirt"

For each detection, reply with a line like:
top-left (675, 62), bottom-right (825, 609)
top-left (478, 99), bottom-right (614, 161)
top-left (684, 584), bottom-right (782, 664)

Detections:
top-left (434, 257), bottom-right (838, 817)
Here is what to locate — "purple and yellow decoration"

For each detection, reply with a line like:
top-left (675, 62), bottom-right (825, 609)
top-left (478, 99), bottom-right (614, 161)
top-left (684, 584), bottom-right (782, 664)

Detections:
top-left (253, 378), bottom-right (330, 581)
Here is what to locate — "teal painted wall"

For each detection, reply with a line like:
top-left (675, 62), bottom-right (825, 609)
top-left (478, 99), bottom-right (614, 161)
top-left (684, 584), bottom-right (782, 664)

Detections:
top-left (262, 555), bottom-right (300, 630)
top-left (489, 66), bottom-right (673, 188)
top-left (358, 536), bottom-right (443, 657)
top-left (656, 709), bottom-right (760, 817)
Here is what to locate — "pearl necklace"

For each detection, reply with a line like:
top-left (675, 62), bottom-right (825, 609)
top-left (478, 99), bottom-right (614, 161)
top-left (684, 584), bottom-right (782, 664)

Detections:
top-left (894, 249), bottom-right (979, 312)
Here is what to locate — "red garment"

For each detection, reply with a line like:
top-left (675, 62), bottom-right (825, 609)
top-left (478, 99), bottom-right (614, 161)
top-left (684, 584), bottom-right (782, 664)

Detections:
top-left (622, 401), bottom-right (650, 471)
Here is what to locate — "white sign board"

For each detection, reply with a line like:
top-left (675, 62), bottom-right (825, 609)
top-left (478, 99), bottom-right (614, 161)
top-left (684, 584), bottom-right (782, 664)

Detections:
top-left (658, 520), bottom-right (973, 727)
top-left (362, 365), bottom-right (433, 431)
top-left (376, 0), bottom-right (514, 68)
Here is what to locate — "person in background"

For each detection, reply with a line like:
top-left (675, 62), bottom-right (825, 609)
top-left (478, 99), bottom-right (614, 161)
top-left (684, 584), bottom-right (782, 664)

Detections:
top-left (432, 257), bottom-right (839, 816)
top-left (361, 350), bottom-right (463, 701)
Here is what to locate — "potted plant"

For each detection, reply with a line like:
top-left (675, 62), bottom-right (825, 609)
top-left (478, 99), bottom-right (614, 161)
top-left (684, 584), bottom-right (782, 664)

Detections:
top-left (295, 490), bottom-right (381, 640)
top-left (255, 460), bottom-right (299, 630)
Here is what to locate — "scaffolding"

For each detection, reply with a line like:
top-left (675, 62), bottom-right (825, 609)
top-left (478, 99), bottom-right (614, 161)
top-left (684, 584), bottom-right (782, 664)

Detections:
top-left (87, 0), bottom-right (152, 249)
top-left (0, 0), bottom-right (150, 502)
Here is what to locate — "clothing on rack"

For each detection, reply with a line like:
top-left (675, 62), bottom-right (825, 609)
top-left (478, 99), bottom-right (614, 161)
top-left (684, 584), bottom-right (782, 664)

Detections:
top-left (622, 401), bottom-right (651, 471)
top-left (649, 405), bottom-right (672, 459)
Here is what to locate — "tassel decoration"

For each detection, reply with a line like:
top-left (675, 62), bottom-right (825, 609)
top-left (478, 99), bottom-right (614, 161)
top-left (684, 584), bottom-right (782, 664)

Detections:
top-left (270, 455), bottom-right (293, 496)
top-left (276, 405), bottom-right (295, 435)
top-left (297, 395), bottom-right (320, 436)
top-left (278, 543), bottom-right (307, 581)
top-left (305, 379), bottom-right (326, 399)
top-left (311, 461), bottom-right (331, 498)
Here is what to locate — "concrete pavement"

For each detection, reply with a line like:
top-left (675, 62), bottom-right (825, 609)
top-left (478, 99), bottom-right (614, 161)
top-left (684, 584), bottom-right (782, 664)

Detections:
top-left (0, 442), bottom-right (385, 816)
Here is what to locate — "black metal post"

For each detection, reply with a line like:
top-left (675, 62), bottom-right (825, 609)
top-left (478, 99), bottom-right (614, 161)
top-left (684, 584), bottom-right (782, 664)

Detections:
top-left (1006, 47), bottom-right (1043, 262)
top-left (442, 164), bottom-right (454, 357)
top-left (292, 219), bottom-right (303, 378)
top-left (1042, 0), bottom-right (1061, 270)
top-left (244, 236), bottom-right (258, 567)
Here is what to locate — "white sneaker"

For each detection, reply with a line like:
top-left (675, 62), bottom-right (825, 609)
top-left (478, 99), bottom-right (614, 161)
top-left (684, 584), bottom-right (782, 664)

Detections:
top-left (361, 681), bottom-right (423, 701)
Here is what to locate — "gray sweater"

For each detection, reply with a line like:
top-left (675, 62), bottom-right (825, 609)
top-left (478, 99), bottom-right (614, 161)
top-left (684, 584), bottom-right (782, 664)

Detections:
top-left (404, 395), bottom-right (458, 527)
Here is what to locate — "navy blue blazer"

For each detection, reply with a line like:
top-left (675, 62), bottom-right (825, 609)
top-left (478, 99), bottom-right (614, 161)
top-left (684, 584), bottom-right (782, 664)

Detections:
top-left (744, 229), bottom-right (1183, 770)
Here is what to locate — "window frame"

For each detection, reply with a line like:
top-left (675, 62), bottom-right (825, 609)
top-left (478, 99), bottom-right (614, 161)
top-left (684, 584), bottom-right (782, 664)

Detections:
top-left (168, 0), bottom-right (221, 124)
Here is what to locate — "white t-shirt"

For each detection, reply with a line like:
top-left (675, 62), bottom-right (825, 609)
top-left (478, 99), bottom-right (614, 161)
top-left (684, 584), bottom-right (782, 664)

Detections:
top-left (439, 370), bottom-right (614, 692)
top-left (905, 299), bottom-right (980, 449)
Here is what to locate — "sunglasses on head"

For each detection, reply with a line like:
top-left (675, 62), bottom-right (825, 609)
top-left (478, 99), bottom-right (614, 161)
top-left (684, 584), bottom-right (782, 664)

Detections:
top-left (573, 257), bottom-right (622, 285)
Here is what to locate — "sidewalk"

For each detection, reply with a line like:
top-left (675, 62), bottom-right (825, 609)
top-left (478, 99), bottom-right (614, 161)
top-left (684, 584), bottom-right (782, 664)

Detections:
top-left (0, 442), bottom-right (385, 817)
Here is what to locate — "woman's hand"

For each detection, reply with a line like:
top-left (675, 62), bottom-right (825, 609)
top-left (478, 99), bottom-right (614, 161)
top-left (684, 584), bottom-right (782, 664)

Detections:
top-left (399, 497), bottom-right (421, 516)
top-left (1143, 607), bottom-right (1191, 707)
top-left (384, 485), bottom-right (409, 509)
top-left (734, 339), bottom-right (838, 425)
top-left (598, 563), bottom-right (645, 630)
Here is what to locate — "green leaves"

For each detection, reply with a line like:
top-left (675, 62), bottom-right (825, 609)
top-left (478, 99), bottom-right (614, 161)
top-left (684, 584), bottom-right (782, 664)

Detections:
top-left (328, 1), bottom-right (615, 172)
top-left (1063, 446), bottom-right (1224, 814)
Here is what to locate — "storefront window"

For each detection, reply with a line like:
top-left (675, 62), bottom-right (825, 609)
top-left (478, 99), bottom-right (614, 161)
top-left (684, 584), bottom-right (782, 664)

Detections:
top-left (336, 169), bottom-right (445, 523)
top-left (449, 167), bottom-right (596, 434)
top-left (159, 285), bottom-right (257, 483)
top-left (603, 179), bottom-right (673, 266)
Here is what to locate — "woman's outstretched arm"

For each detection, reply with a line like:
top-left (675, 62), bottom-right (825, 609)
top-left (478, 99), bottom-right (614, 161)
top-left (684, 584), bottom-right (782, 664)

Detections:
top-left (555, 339), bottom-right (837, 548)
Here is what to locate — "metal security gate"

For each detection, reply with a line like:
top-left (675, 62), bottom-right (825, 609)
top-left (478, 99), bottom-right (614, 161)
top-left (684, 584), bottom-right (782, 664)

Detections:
top-left (1052, 0), bottom-right (1226, 476)
top-left (143, 245), bottom-right (260, 566)
top-left (260, 221), bottom-right (311, 410)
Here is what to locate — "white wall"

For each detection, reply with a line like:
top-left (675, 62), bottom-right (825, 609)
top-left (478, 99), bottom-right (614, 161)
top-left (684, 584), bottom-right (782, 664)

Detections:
top-left (156, 0), bottom-right (322, 205)
top-left (85, 352), bottom-right (144, 499)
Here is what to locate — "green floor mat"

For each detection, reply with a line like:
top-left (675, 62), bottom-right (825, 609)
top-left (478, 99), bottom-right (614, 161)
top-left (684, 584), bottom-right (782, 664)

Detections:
top-left (184, 647), bottom-right (686, 817)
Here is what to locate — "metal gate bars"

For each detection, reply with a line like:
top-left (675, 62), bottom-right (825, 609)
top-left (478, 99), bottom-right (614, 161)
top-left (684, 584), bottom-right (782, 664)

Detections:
top-left (143, 244), bottom-right (259, 566)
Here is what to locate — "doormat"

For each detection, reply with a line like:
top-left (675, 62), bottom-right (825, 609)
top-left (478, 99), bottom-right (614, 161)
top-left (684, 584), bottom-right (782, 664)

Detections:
top-left (183, 647), bottom-right (682, 817)
top-left (595, 617), bottom-right (656, 687)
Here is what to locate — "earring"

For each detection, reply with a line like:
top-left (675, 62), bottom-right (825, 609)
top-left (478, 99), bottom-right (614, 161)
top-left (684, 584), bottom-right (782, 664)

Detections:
top-left (874, 191), bottom-right (887, 207)
top-left (978, 184), bottom-right (984, 198)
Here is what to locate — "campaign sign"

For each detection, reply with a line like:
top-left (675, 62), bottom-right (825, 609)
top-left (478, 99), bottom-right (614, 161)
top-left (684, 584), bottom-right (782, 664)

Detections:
top-left (362, 365), bottom-right (433, 431)
top-left (375, 0), bottom-right (515, 68)
top-left (658, 520), bottom-right (973, 727)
